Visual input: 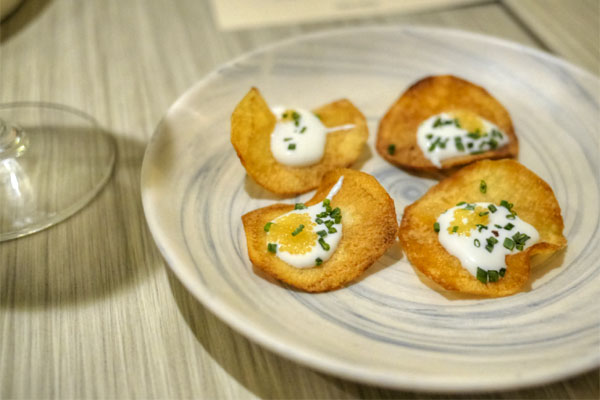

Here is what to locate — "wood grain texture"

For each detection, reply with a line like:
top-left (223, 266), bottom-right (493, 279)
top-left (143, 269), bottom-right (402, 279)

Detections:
top-left (503, 0), bottom-right (600, 75)
top-left (0, 0), bottom-right (597, 398)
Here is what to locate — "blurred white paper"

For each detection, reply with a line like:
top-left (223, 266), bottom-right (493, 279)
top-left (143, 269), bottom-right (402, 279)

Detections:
top-left (209, 0), bottom-right (482, 31)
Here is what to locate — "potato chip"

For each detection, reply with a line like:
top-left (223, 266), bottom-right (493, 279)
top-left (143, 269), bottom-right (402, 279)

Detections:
top-left (399, 159), bottom-right (566, 297)
top-left (231, 88), bottom-right (368, 196)
top-left (243, 169), bottom-right (398, 292)
top-left (377, 75), bottom-right (518, 170)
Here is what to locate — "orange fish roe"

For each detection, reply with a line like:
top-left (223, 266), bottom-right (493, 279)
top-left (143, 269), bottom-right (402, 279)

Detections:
top-left (450, 110), bottom-right (486, 134)
top-left (447, 206), bottom-right (490, 236)
top-left (267, 213), bottom-right (317, 254)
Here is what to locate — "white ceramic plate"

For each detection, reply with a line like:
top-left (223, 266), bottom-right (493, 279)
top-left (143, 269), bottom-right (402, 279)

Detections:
top-left (141, 26), bottom-right (600, 392)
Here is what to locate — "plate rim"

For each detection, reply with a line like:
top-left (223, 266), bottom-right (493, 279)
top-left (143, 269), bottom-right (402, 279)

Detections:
top-left (141, 25), bottom-right (600, 392)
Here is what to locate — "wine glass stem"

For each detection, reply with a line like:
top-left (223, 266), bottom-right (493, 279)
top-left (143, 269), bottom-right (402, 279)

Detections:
top-left (0, 119), bottom-right (28, 159)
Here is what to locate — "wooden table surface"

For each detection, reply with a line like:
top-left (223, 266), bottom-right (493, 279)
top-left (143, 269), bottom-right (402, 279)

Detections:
top-left (0, 0), bottom-right (598, 398)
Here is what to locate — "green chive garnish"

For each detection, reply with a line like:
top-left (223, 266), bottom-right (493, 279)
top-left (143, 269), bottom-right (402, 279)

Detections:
top-left (300, 126), bottom-right (306, 133)
top-left (314, 113), bottom-right (321, 120)
top-left (479, 211), bottom-right (489, 216)
top-left (476, 268), bottom-right (488, 284)
top-left (323, 199), bottom-right (330, 207)
top-left (503, 237), bottom-right (515, 250)
top-left (327, 227), bottom-right (337, 234)
top-left (317, 230), bottom-right (327, 237)
top-left (488, 139), bottom-right (498, 149)
top-left (480, 180), bottom-right (487, 193)
top-left (474, 238), bottom-right (481, 247)
top-left (315, 218), bottom-right (324, 224)
top-left (506, 214), bottom-right (516, 220)
top-left (494, 224), bottom-right (503, 229)
top-left (324, 220), bottom-right (334, 229)
top-left (426, 133), bottom-right (433, 139)
top-left (485, 244), bottom-right (494, 253)
top-left (455, 136), bottom-right (465, 151)
top-left (334, 215), bottom-right (341, 224)
top-left (465, 204), bottom-right (475, 211)
top-left (434, 222), bottom-right (440, 233)
top-left (428, 137), bottom-right (442, 152)
top-left (318, 238), bottom-right (330, 251)
top-left (264, 222), bottom-right (273, 232)
top-left (504, 223), bottom-right (514, 230)
top-left (487, 237), bottom-right (498, 245)
top-left (470, 150), bottom-right (485, 155)
top-left (315, 258), bottom-right (323, 266)
top-left (488, 270), bottom-right (499, 282)
top-left (454, 118), bottom-right (461, 128)
top-left (433, 117), bottom-right (442, 128)
top-left (457, 201), bottom-right (467, 206)
top-left (499, 268), bottom-right (506, 277)
top-left (283, 137), bottom-right (292, 142)
top-left (267, 243), bottom-right (277, 253)
top-left (291, 224), bottom-right (304, 236)
top-left (387, 144), bottom-right (396, 155)
top-left (452, 226), bottom-right (459, 233)
top-left (488, 204), bottom-right (497, 213)
top-left (316, 211), bottom-right (328, 218)
top-left (295, 203), bottom-right (307, 210)
top-left (500, 200), bottom-right (513, 210)
top-left (288, 143), bottom-right (296, 150)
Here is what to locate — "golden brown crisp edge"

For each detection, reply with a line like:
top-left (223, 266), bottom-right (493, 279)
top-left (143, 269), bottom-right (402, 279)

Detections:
top-left (398, 159), bottom-right (566, 297)
top-left (242, 168), bottom-right (398, 292)
top-left (376, 75), bottom-right (519, 171)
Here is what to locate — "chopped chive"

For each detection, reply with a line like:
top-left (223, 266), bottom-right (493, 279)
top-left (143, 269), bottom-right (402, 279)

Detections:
top-left (476, 224), bottom-right (488, 232)
top-left (314, 113), bottom-right (321, 120)
top-left (476, 268), bottom-right (488, 284)
top-left (263, 222), bottom-right (273, 232)
top-left (318, 238), bottom-right (330, 251)
top-left (428, 137), bottom-right (442, 152)
top-left (470, 150), bottom-right (485, 155)
top-left (488, 139), bottom-right (498, 149)
top-left (487, 236), bottom-right (499, 245)
top-left (434, 222), bottom-right (440, 233)
top-left (500, 200), bottom-right (513, 210)
top-left (323, 199), bottom-right (330, 207)
top-left (426, 133), bottom-right (433, 139)
top-left (325, 204), bottom-right (332, 213)
top-left (488, 270), bottom-right (499, 282)
top-left (467, 142), bottom-right (474, 149)
top-left (317, 230), bottom-right (327, 237)
top-left (291, 224), bottom-right (305, 236)
top-left (294, 203), bottom-right (307, 210)
top-left (516, 244), bottom-right (524, 251)
top-left (315, 218), bottom-right (323, 224)
top-left (288, 143), bottom-right (296, 150)
top-left (499, 268), bottom-right (506, 277)
top-left (292, 111), bottom-right (300, 120)
top-left (267, 243), bottom-right (277, 253)
top-left (315, 258), bottom-right (323, 266)
top-left (488, 204), bottom-right (497, 213)
top-left (467, 132), bottom-right (481, 140)
top-left (387, 144), bottom-right (396, 155)
top-left (438, 138), bottom-right (449, 149)
top-left (455, 136), bottom-right (465, 151)
top-left (330, 207), bottom-right (341, 217)
top-left (506, 214), bottom-right (516, 220)
top-left (324, 221), bottom-right (334, 230)
top-left (282, 113), bottom-right (288, 118)
top-left (316, 211), bottom-right (328, 218)
top-left (504, 223), bottom-right (514, 230)
top-left (456, 201), bottom-right (467, 206)
top-left (480, 180), bottom-right (487, 193)
top-left (300, 126), bottom-right (307, 133)
top-left (503, 237), bottom-right (515, 250)
top-left (465, 204), bottom-right (475, 211)
top-left (452, 226), bottom-right (459, 233)
top-left (327, 227), bottom-right (337, 234)
top-left (479, 211), bottom-right (489, 216)
top-left (433, 117), bottom-right (442, 128)
top-left (494, 224), bottom-right (503, 229)
top-left (454, 118), bottom-right (461, 128)
top-left (474, 238), bottom-right (481, 247)
top-left (334, 215), bottom-right (341, 224)
top-left (485, 244), bottom-right (494, 253)
top-left (283, 137), bottom-right (293, 142)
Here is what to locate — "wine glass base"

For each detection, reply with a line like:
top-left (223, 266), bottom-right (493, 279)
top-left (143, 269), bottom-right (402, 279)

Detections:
top-left (0, 102), bottom-right (115, 241)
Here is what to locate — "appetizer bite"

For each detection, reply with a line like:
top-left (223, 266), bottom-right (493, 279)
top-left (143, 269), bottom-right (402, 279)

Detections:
top-left (231, 88), bottom-right (368, 196)
top-left (377, 75), bottom-right (518, 170)
top-left (399, 159), bottom-right (566, 297)
top-left (242, 169), bottom-right (398, 292)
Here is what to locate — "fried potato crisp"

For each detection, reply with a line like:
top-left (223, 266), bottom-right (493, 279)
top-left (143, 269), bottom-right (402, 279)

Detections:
top-left (242, 169), bottom-right (398, 292)
top-left (231, 88), bottom-right (368, 196)
top-left (399, 159), bottom-right (566, 297)
top-left (376, 75), bottom-right (518, 170)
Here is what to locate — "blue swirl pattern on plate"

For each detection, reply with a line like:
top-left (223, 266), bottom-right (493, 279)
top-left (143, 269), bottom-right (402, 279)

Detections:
top-left (141, 26), bottom-right (600, 392)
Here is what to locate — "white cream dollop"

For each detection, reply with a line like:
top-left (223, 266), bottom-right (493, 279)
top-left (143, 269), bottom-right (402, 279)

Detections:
top-left (437, 202), bottom-right (539, 278)
top-left (270, 107), bottom-right (354, 167)
top-left (417, 112), bottom-right (509, 168)
top-left (267, 176), bottom-right (344, 268)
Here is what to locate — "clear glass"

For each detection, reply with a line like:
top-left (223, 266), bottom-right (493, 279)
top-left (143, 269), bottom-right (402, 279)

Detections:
top-left (0, 102), bottom-right (115, 241)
